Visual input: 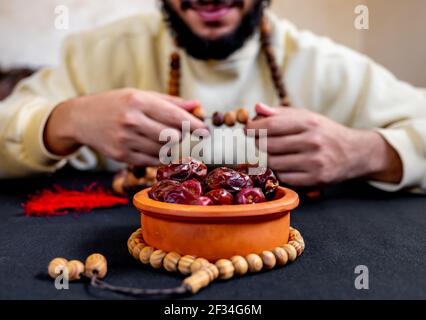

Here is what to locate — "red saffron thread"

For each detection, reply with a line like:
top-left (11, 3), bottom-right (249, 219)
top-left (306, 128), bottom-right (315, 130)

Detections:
top-left (23, 183), bottom-right (129, 217)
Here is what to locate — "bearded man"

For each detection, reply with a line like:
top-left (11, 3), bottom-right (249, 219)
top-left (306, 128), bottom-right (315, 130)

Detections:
top-left (0, 0), bottom-right (425, 193)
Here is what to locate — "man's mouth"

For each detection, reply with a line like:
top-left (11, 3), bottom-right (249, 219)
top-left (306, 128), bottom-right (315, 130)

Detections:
top-left (181, 0), bottom-right (244, 23)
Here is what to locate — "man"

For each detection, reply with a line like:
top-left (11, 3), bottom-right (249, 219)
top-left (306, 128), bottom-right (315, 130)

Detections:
top-left (0, 0), bottom-right (425, 193)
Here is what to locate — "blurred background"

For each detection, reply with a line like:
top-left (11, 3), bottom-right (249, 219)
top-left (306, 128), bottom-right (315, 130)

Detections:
top-left (1, 0), bottom-right (425, 100)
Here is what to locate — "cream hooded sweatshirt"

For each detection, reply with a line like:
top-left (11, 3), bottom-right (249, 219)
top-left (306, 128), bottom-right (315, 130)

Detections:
top-left (0, 12), bottom-right (425, 192)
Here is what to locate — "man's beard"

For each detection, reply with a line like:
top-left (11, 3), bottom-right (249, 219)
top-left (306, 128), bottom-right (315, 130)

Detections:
top-left (161, 0), bottom-right (268, 61)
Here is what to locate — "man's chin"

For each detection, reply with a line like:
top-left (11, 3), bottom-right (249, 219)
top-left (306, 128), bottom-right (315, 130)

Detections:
top-left (195, 26), bottom-right (237, 41)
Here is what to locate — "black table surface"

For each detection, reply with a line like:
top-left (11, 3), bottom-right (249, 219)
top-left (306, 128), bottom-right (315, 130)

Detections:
top-left (0, 170), bottom-right (425, 300)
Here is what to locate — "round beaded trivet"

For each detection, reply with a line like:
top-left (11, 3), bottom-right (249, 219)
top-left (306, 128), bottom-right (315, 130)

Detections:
top-left (127, 226), bottom-right (305, 294)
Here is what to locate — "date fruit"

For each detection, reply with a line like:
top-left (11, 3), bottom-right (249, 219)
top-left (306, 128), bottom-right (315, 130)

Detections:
top-left (157, 158), bottom-right (207, 182)
top-left (235, 188), bottom-right (266, 205)
top-left (206, 189), bottom-right (234, 205)
top-left (206, 168), bottom-right (253, 193)
top-left (190, 197), bottom-right (214, 206)
top-left (148, 180), bottom-right (181, 202)
top-left (182, 179), bottom-right (203, 197)
top-left (250, 168), bottom-right (279, 199)
top-left (163, 186), bottom-right (197, 205)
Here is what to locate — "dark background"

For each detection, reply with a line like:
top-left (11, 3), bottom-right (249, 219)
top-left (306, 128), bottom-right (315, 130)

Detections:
top-left (0, 169), bottom-right (425, 300)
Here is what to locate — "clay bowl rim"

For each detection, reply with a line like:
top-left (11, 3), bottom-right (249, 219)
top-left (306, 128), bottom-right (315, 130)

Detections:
top-left (133, 186), bottom-right (299, 220)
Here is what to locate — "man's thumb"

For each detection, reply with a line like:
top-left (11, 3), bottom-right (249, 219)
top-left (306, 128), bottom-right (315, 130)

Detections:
top-left (255, 103), bottom-right (278, 117)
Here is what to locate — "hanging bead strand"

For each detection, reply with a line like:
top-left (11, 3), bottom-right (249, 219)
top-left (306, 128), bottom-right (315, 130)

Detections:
top-left (260, 17), bottom-right (290, 107)
top-left (169, 51), bottom-right (181, 97)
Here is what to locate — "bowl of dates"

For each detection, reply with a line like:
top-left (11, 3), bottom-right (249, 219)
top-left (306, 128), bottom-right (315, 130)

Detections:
top-left (133, 158), bottom-right (299, 261)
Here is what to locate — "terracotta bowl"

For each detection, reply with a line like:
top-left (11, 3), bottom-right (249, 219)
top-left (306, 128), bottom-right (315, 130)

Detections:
top-left (133, 187), bottom-right (299, 261)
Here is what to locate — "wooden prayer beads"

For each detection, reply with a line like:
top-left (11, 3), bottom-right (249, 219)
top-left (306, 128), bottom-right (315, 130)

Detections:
top-left (224, 111), bottom-right (237, 127)
top-left (282, 244), bottom-right (298, 262)
top-left (112, 167), bottom-right (158, 196)
top-left (261, 251), bottom-right (276, 270)
top-left (272, 247), bottom-right (289, 266)
top-left (183, 263), bottom-right (219, 294)
top-left (65, 260), bottom-right (85, 281)
top-left (48, 253), bottom-right (108, 281)
top-left (245, 254), bottom-right (263, 273)
top-left (236, 108), bottom-right (249, 124)
top-left (178, 255), bottom-right (196, 275)
top-left (150, 250), bottom-right (167, 269)
top-left (85, 253), bottom-right (108, 279)
top-left (208, 108), bottom-right (250, 127)
top-left (48, 257), bottom-right (68, 279)
top-left (132, 243), bottom-right (146, 260)
top-left (288, 241), bottom-right (304, 257)
top-left (169, 52), bottom-right (180, 97)
top-left (230, 256), bottom-right (248, 276)
top-left (192, 106), bottom-right (205, 121)
top-left (139, 246), bottom-right (155, 265)
top-left (215, 259), bottom-right (235, 280)
top-left (163, 252), bottom-right (182, 272)
top-left (190, 258), bottom-right (210, 274)
top-left (212, 112), bottom-right (225, 126)
top-left (126, 227), bottom-right (305, 295)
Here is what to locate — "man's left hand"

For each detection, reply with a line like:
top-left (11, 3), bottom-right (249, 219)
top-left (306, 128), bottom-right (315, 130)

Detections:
top-left (246, 103), bottom-right (403, 187)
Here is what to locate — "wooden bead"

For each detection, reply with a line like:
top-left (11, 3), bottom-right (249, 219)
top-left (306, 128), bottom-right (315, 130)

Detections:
top-left (163, 252), bottom-right (181, 273)
top-left (124, 171), bottom-right (139, 188)
top-left (261, 251), bottom-right (276, 270)
top-left (289, 227), bottom-right (302, 240)
top-left (170, 69), bottom-right (180, 78)
top-left (112, 171), bottom-right (126, 195)
top-left (204, 263), bottom-right (219, 281)
top-left (139, 246), bottom-right (155, 265)
top-left (264, 45), bottom-right (276, 60)
top-left (85, 253), bottom-right (107, 279)
top-left (127, 238), bottom-right (139, 252)
top-left (190, 258), bottom-right (210, 274)
top-left (245, 254), bottom-right (263, 273)
top-left (230, 256), bottom-right (248, 276)
top-left (183, 268), bottom-right (211, 294)
top-left (236, 108), bottom-right (249, 124)
top-left (184, 263), bottom-right (219, 294)
top-left (215, 259), bottom-right (235, 280)
top-left (224, 111), bottom-right (237, 127)
top-left (145, 167), bottom-right (157, 180)
top-left (288, 240), bottom-right (304, 256)
top-left (272, 247), bottom-right (289, 266)
top-left (282, 244), bottom-right (298, 262)
top-left (169, 78), bottom-right (180, 87)
top-left (178, 255), bottom-right (196, 275)
top-left (260, 18), bottom-right (272, 35)
top-left (132, 243), bottom-right (146, 260)
top-left (281, 96), bottom-right (291, 107)
top-left (168, 85), bottom-right (179, 96)
top-left (65, 260), bottom-right (85, 281)
top-left (192, 106), bottom-right (205, 121)
top-left (171, 52), bottom-right (180, 61)
top-left (150, 250), bottom-right (167, 269)
top-left (212, 112), bottom-right (225, 126)
top-left (48, 257), bottom-right (68, 279)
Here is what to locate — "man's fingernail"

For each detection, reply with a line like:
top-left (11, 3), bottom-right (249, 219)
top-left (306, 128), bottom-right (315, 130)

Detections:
top-left (197, 128), bottom-right (210, 137)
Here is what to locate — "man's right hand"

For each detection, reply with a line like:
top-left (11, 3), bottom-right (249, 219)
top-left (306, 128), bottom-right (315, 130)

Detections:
top-left (43, 89), bottom-right (207, 166)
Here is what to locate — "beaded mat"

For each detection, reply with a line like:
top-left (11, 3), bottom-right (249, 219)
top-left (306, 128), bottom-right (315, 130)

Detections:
top-left (127, 227), bottom-right (305, 294)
